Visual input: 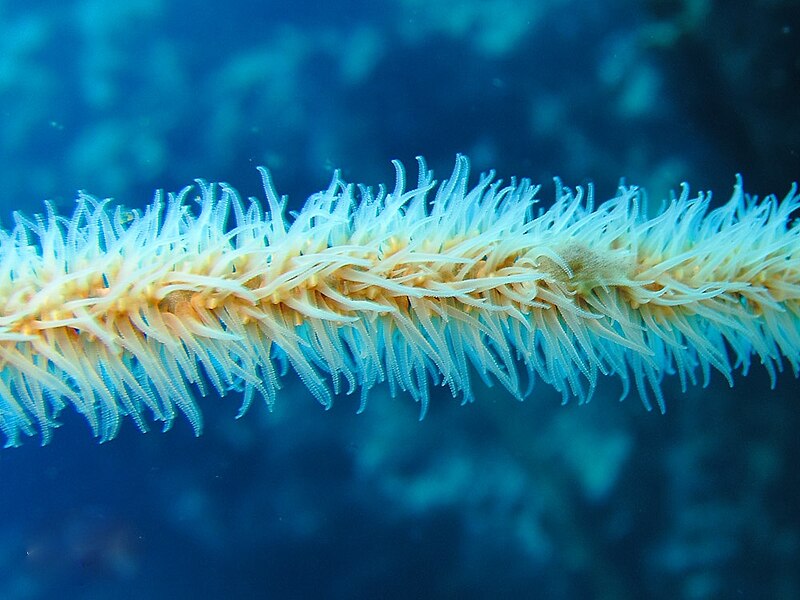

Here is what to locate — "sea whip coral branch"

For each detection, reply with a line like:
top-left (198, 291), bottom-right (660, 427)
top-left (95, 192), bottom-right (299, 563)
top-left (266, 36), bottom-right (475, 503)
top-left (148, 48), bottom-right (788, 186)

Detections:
top-left (0, 155), bottom-right (798, 446)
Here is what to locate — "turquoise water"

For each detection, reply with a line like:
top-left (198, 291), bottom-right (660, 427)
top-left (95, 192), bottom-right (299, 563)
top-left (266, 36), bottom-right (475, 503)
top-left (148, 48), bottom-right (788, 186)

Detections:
top-left (0, 0), bottom-right (798, 598)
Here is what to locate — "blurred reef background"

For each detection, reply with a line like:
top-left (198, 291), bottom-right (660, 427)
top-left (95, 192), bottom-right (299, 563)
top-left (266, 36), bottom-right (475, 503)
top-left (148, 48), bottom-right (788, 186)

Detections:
top-left (0, 0), bottom-right (798, 598)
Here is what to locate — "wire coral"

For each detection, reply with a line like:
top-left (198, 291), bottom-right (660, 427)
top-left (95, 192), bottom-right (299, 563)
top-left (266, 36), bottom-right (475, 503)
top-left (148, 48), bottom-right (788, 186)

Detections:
top-left (0, 155), bottom-right (797, 446)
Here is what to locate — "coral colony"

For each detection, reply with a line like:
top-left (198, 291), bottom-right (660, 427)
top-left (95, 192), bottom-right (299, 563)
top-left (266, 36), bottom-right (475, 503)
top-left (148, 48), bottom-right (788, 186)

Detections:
top-left (0, 155), bottom-right (797, 446)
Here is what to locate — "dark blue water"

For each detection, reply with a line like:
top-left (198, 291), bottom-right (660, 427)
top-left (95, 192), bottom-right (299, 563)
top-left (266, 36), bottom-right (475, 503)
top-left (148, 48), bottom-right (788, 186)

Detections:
top-left (0, 0), bottom-right (798, 598)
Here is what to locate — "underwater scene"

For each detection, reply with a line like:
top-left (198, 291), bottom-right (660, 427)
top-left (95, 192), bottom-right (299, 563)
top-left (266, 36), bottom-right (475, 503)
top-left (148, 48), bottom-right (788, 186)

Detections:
top-left (0, 0), bottom-right (798, 598)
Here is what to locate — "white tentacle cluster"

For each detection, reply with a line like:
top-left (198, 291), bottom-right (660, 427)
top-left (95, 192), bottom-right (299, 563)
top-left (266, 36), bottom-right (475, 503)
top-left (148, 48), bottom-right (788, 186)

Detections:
top-left (0, 155), bottom-right (797, 446)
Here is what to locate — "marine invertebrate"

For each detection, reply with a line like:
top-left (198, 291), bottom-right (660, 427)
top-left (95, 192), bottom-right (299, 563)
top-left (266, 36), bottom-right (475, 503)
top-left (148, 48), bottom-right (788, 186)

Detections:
top-left (0, 155), bottom-right (797, 446)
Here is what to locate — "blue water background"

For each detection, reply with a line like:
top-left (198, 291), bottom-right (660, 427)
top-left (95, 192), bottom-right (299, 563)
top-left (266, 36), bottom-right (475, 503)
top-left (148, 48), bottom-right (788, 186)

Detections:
top-left (0, 0), bottom-right (798, 598)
